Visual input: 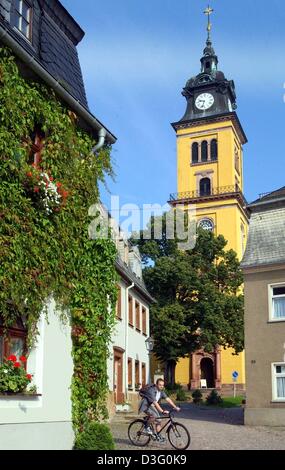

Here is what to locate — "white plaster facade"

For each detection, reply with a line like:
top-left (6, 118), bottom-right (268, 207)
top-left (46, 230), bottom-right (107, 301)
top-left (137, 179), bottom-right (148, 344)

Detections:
top-left (108, 235), bottom-right (153, 412)
top-left (0, 299), bottom-right (74, 450)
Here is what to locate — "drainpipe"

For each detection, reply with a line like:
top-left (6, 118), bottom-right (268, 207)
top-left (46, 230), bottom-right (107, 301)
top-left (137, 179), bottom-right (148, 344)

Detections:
top-left (125, 282), bottom-right (134, 402)
top-left (92, 128), bottom-right (107, 153)
top-left (0, 24), bottom-right (116, 148)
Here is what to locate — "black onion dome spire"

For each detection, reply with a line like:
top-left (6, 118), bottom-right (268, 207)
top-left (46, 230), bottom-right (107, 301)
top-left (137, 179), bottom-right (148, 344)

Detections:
top-left (178, 4), bottom-right (237, 123)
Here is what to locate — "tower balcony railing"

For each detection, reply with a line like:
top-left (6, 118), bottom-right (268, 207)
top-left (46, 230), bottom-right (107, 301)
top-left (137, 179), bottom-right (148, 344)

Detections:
top-left (169, 185), bottom-right (248, 205)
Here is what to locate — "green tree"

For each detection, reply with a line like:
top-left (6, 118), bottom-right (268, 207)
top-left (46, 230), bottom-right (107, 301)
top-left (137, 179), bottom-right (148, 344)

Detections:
top-left (133, 213), bottom-right (244, 385)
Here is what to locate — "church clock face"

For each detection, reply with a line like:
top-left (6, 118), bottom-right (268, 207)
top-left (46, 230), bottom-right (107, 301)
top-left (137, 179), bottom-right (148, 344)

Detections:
top-left (195, 93), bottom-right (214, 110)
top-left (198, 218), bottom-right (214, 232)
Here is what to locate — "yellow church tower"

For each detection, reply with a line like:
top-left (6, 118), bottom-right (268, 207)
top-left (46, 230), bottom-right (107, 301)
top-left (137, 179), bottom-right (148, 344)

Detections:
top-left (169, 6), bottom-right (249, 391)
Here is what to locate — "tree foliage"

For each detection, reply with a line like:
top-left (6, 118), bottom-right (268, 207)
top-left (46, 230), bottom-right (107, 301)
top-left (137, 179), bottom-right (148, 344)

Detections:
top-left (133, 213), bottom-right (244, 382)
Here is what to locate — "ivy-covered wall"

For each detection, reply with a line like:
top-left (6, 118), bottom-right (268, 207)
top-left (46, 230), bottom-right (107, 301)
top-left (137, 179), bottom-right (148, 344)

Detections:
top-left (0, 48), bottom-right (117, 432)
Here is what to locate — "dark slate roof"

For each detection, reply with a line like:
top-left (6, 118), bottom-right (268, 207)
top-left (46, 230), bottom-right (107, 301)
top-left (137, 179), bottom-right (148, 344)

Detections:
top-left (0, 0), bottom-right (88, 108)
top-left (40, 13), bottom-right (87, 106)
top-left (241, 188), bottom-right (285, 269)
top-left (250, 186), bottom-right (285, 206)
top-left (116, 257), bottom-right (155, 304)
top-left (0, 0), bottom-right (10, 22)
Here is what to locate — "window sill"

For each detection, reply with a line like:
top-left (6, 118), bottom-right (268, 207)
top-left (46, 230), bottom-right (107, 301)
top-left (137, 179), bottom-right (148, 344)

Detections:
top-left (270, 400), bottom-right (285, 404)
top-left (128, 323), bottom-right (134, 328)
top-left (136, 328), bottom-right (141, 333)
top-left (268, 319), bottom-right (285, 324)
top-left (0, 393), bottom-right (42, 399)
top-left (191, 160), bottom-right (218, 167)
top-left (12, 26), bottom-right (34, 48)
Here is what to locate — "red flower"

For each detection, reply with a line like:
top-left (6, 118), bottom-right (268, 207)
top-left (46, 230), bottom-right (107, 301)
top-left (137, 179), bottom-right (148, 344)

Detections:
top-left (49, 176), bottom-right (54, 182)
top-left (34, 186), bottom-right (40, 193)
top-left (14, 362), bottom-right (21, 368)
top-left (20, 356), bottom-right (27, 363)
top-left (7, 355), bottom-right (17, 362)
top-left (26, 374), bottom-right (32, 381)
top-left (26, 171), bottom-right (33, 178)
top-left (56, 182), bottom-right (62, 188)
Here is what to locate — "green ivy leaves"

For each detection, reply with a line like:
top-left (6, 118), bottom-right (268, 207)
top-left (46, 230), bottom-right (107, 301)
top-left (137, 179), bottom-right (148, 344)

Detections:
top-left (0, 48), bottom-right (117, 431)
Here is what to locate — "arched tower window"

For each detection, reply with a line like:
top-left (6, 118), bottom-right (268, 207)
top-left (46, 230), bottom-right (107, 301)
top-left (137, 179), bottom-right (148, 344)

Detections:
top-left (201, 141), bottom-right (208, 162)
top-left (200, 177), bottom-right (211, 196)
top-left (211, 139), bottom-right (218, 161)
top-left (192, 142), bottom-right (199, 163)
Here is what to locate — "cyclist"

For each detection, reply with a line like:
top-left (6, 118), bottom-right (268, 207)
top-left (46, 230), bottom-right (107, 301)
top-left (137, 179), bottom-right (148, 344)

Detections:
top-left (138, 378), bottom-right (181, 443)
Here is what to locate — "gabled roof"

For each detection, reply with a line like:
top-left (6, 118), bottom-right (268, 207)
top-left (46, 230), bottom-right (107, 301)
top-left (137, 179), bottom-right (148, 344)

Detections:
top-left (0, 0), bottom-right (87, 107)
top-left (0, 0), bottom-right (116, 143)
top-left (241, 187), bottom-right (285, 269)
top-left (116, 257), bottom-right (155, 304)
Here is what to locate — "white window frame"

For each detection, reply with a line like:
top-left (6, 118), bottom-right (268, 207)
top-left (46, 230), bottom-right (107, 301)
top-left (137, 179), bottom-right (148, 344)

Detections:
top-left (268, 282), bottom-right (285, 322)
top-left (14, 0), bottom-right (32, 41)
top-left (272, 362), bottom-right (285, 402)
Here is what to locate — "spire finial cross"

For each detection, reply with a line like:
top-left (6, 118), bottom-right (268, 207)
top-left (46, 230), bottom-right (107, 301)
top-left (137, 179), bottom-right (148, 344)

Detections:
top-left (204, 4), bottom-right (214, 38)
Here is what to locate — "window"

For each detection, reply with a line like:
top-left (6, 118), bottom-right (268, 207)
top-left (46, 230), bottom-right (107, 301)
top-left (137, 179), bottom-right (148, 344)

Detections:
top-left (241, 224), bottom-right (246, 256)
top-left (142, 307), bottom-right (147, 335)
top-left (270, 285), bottom-right (285, 320)
top-left (128, 295), bottom-right (134, 326)
top-left (272, 364), bottom-right (285, 401)
top-left (142, 363), bottom-right (146, 387)
top-left (192, 142), bottom-right (199, 163)
top-left (116, 286), bottom-right (122, 319)
top-left (27, 128), bottom-right (45, 168)
top-left (201, 141), bottom-right (208, 162)
top-left (199, 177), bottom-right (211, 196)
top-left (198, 218), bottom-right (214, 232)
top-left (128, 358), bottom-right (133, 390)
top-left (135, 301), bottom-right (140, 332)
top-left (14, 0), bottom-right (32, 41)
top-left (135, 360), bottom-right (140, 390)
top-left (211, 139), bottom-right (218, 161)
top-left (0, 336), bottom-right (3, 364)
top-left (235, 147), bottom-right (240, 174)
top-left (0, 317), bottom-right (27, 364)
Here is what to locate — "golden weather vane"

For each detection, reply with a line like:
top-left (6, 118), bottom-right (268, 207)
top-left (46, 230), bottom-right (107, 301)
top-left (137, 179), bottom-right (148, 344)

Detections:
top-left (204, 4), bottom-right (214, 39)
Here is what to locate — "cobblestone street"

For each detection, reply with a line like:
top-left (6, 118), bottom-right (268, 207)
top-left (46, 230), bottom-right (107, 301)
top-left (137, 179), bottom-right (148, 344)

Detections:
top-left (111, 404), bottom-right (285, 450)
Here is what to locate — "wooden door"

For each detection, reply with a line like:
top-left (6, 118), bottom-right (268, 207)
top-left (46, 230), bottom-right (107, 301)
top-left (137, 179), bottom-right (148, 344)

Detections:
top-left (114, 349), bottom-right (124, 404)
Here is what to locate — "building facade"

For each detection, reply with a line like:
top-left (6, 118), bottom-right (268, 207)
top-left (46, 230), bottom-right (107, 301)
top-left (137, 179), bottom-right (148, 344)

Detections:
top-left (106, 221), bottom-right (154, 415)
top-left (242, 188), bottom-right (285, 426)
top-left (0, 0), bottom-right (115, 449)
top-left (168, 16), bottom-right (248, 390)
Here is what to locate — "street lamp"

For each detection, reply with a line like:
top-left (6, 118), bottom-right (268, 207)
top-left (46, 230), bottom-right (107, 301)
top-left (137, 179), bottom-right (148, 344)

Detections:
top-left (145, 336), bottom-right (155, 384)
top-left (145, 336), bottom-right (155, 353)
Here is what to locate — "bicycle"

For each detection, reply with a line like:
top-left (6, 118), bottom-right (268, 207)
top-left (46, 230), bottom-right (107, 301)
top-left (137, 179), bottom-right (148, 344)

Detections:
top-left (128, 410), bottom-right (191, 450)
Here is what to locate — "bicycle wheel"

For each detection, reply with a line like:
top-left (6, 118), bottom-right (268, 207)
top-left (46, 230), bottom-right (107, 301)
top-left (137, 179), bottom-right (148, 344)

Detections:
top-left (128, 419), bottom-right (151, 447)
top-left (167, 422), bottom-right (191, 450)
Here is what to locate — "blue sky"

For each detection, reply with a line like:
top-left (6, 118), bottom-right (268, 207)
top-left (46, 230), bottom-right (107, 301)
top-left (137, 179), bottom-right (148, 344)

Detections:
top-left (62, 0), bottom-right (285, 219)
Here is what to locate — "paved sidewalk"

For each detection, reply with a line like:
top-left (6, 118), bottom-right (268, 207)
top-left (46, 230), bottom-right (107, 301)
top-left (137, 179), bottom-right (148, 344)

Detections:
top-left (111, 404), bottom-right (285, 450)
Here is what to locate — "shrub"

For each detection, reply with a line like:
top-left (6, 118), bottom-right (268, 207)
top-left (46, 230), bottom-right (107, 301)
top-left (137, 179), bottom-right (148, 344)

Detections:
top-left (176, 388), bottom-right (187, 401)
top-left (165, 382), bottom-right (182, 393)
top-left (191, 389), bottom-right (203, 404)
top-left (74, 422), bottom-right (115, 450)
top-left (206, 389), bottom-right (223, 406)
